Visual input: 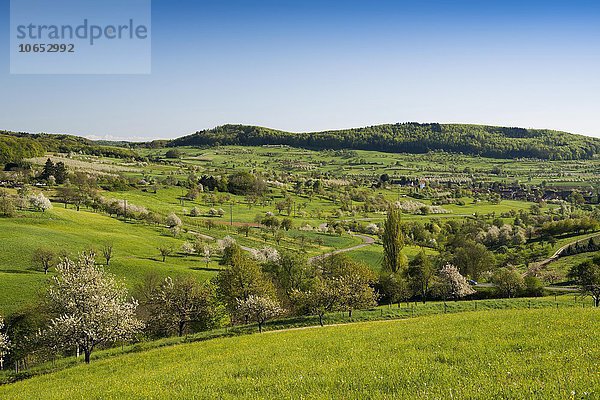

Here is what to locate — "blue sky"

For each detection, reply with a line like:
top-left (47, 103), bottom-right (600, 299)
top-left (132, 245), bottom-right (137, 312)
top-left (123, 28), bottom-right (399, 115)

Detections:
top-left (1, 0), bottom-right (599, 140)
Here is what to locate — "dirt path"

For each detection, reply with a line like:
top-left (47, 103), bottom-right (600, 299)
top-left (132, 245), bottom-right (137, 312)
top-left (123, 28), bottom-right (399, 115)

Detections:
top-left (189, 229), bottom-right (376, 263)
top-left (308, 234), bottom-right (376, 263)
top-left (532, 232), bottom-right (600, 269)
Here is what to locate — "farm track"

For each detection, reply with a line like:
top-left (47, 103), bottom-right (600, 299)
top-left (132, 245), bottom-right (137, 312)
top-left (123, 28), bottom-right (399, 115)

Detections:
top-left (475, 233), bottom-right (600, 293)
top-left (532, 232), bottom-right (600, 269)
top-left (187, 230), bottom-right (376, 261)
top-left (308, 234), bottom-right (376, 263)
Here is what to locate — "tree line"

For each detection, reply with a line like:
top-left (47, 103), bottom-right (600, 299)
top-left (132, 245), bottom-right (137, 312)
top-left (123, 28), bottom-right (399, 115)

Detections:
top-left (2, 209), bottom-right (599, 373)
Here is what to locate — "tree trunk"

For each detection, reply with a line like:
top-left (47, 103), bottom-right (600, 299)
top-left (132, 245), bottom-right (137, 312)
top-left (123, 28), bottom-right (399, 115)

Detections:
top-left (318, 314), bottom-right (324, 327)
top-left (348, 309), bottom-right (352, 318)
top-left (84, 349), bottom-right (91, 364)
top-left (178, 321), bottom-right (185, 337)
top-left (258, 322), bottom-right (263, 333)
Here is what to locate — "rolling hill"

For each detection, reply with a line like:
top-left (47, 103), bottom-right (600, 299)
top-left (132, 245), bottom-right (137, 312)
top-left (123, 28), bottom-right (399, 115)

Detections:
top-left (0, 308), bottom-right (597, 399)
top-left (168, 123), bottom-right (600, 160)
top-left (3, 123), bottom-right (600, 164)
top-left (0, 131), bottom-right (139, 164)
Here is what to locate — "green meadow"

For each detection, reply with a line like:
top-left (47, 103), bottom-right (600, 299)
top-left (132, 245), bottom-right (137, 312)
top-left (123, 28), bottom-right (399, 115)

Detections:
top-left (1, 308), bottom-right (597, 399)
top-left (0, 207), bottom-right (213, 314)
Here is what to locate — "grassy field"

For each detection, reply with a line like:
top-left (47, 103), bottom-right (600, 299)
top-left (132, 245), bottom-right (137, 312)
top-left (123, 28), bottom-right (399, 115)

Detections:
top-left (0, 295), bottom-right (587, 386)
top-left (3, 146), bottom-right (598, 315)
top-left (1, 145), bottom-right (599, 399)
top-left (1, 308), bottom-right (597, 399)
top-left (136, 146), bottom-right (600, 188)
top-left (346, 244), bottom-right (439, 271)
top-left (0, 203), bottom-right (366, 314)
top-left (0, 207), bottom-right (217, 315)
top-left (549, 251), bottom-right (600, 276)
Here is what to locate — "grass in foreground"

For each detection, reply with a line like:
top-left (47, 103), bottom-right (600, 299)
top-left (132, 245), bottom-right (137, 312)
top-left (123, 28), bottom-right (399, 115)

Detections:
top-left (0, 308), bottom-right (597, 399)
top-left (0, 295), bottom-right (587, 386)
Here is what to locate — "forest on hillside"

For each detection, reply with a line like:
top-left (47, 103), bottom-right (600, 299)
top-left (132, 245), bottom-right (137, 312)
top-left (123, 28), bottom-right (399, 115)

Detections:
top-left (0, 131), bottom-right (140, 163)
top-left (169, 123), bottom-right (600, 160)
top-left (3, 123), bottom-right (600, 163)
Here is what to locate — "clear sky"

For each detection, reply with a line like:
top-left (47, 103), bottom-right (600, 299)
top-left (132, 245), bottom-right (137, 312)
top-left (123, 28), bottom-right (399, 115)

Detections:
top-left (1, 0), bottom-right (599, 140)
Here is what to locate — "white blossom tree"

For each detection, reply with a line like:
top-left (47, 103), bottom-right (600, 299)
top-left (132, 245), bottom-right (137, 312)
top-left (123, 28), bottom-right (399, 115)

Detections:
top-left (235, 295), bottom-right (283, 333)
top-left (181, 242), bottom-right (196, 257)
top-left (202, 245), bottom-right (212, 268)
top-left (45, 252), bottom-right (143, 363)
top-left (216, 236), bottom-right (236, 253)
top-left (365, 223), bottom-right (380, 235)
top-left (437, 264), bottom-right (475, 301)
top-left (248, 247), bottom-right (280, 263)
top-left (166, 212), bottom-right (182, 228)
top-left (29, 193), bottom-right (52, 212)
top-left (0, 316), bottom-right (10, 370)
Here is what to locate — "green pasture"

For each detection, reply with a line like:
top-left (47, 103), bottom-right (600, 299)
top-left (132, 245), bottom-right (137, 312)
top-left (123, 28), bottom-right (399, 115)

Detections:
top-left (1, 308), bottom-right (597, 399)
top-left (0, 207), bottom-right (219, 314)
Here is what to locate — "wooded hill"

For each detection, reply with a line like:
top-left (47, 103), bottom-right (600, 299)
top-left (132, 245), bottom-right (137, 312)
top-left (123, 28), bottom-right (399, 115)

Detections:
top-left (168, 123), bottom-right (600, 160)
top-left (3, 123), bottom-right (600, 163)
top-left (0, 131), bottom-right (139, 163)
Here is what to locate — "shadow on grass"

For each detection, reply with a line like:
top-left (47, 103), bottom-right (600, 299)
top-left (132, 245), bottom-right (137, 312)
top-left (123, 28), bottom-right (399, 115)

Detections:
top-left (0, 269), bottom-right (39, 275)
top-left (190, 266), bottom-right (223, 272)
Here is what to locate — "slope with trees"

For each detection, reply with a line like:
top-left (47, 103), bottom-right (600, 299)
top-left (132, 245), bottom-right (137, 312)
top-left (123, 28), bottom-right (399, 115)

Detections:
top-left (168, 123), bottom-right (600, 160)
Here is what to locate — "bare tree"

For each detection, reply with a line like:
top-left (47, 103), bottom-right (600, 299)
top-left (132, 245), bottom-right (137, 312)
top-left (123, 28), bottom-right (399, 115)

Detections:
top-left (102, 243), bottom-right (113, 266)
top-left (158, 246), bottom-right (174, 262)
top-left (33, 247), bottom-right (55, 274)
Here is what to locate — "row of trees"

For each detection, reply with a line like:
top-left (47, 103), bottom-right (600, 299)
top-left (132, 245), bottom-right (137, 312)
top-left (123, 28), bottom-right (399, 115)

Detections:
top-left (0, 245), bottom-right (379, 367)
top-left (0, 189), bottom-right (52, 217)
top-left (3, 232), bottom-right (599, 371)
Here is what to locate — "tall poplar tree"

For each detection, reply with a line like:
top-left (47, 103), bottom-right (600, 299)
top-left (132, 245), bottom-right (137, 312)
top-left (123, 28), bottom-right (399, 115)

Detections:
top-left (382, 207), bottom-right (405, 273)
